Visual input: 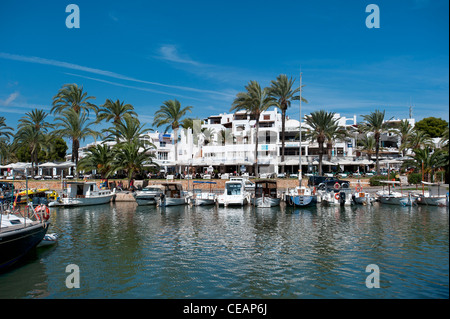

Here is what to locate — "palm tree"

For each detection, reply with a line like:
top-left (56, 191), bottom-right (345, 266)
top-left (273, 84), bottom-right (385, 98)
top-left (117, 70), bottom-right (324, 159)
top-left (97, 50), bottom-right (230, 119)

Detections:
top-left (230, 81), bottom-right (276, 177)
top-left (402, 148), bottom-right (447, 182)
top-left (103, 116), bottom-right (151, 145)
top-left (77, 143), bottom-right (114, 178)
top-left (153, 99), bottom-right (192, 167)
top-left (358, 135), bottom-right (377, 161)
top-left (304, 110), bottom-right (339, 176)
top-left (52, 83), bottom-right (97, 115)
top-left (13, 126), bottom-right (47, 174)
top-left (360, 110), bottom-right (390, 174)
top-left (109, 139), bottom-right (157, 186)
top-left (0, 116), bottom-right (14, 141)
top-left (95, 99), bottom-right (137, 126)
top-left (390, 119), bottom-right (414, 157)
top-left (14, 109), bottom-right (53, 174)
top-left (0, 117), bottom-right (14, 165)
top-left (405, 128), bottom-right (434, 151)
top-left (53, 109), bottom-right (101, 170)
top-left (268, 74), bottom-right (307, 173)
top-left (325, 123), bottom-right (349, 160)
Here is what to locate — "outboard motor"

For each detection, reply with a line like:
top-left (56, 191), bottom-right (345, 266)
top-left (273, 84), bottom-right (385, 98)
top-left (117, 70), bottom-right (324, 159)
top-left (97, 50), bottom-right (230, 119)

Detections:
top-left (339, 191), bottom-right (346, 206)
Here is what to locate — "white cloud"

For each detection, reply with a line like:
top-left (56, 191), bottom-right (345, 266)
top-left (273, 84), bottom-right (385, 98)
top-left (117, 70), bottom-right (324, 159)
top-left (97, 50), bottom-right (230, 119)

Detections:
top-left (158, 45), bottom-right (201, 66)
top-left (0, 52), bottom-right (233, 98)
top-left (1, 92), bottom-right (19, 106)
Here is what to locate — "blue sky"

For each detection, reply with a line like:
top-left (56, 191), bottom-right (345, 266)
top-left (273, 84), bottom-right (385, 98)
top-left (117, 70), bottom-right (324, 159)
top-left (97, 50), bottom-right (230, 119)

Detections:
top-left (0, 0), bottom-right (448, 147)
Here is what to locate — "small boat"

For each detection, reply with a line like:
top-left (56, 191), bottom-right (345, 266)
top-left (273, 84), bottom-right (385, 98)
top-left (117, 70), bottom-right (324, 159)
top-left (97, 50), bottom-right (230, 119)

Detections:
top-left (253, 179), bottom-right (281, 207)
top-left (352, 184), bottom-right (374, 205)
top-left (37, 233), bottom-right (59, 247)
top-left (378, 181), bottom-right (417, 206)
top-left (133, 185), bottom-right (164, 206)
top-left (0, 205), bottom-right (50, 270)
top-left (158, 183), bottom-right (187, 207)
top-left (49, 181), bottom-right (114, 207)
top-left (191, 181), bottom-right (217, 206)
top-left (14, 188), bottom-right (51, 204)
top-left (286, 185), bottom-right (317, 207)
top-left (319, 182), bottom-right (352, 206)
top-left (417, 182), bottom-right (449, 207)
top-left (217, 179), bottom-right (250, 206)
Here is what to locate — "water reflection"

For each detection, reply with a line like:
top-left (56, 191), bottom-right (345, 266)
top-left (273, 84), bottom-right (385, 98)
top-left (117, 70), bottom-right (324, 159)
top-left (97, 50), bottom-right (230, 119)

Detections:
top-left (0, 202), bottom-right (448, 299)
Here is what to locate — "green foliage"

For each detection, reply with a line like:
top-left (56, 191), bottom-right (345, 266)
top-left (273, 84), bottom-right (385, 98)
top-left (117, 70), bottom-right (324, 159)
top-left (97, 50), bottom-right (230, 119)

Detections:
top-left (407, 173), bottom-right (422, 186)
top-left (369, 175), bottom-right (388, 186)
top-left (415, 117), bottom-right (448, 138)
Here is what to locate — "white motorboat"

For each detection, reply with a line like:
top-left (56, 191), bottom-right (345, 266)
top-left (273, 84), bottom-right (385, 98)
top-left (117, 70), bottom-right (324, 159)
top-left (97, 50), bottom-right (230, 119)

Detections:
top-left (217, 179), bottom-right (250, 206)
top-left (352, 184), bottom-right (374, 205)
top-left (158, 183), bottom-right (187, 207)
top-left (191, 181), bottom-right (217, 206)
top-left (321, 188), bottom-right (353, 206)
top-left (286, 185), bottom-right (317, 207)
top-left (417, 182), bottom-right (449, 207)
top-left (133, 185), bottom-right (164, 205)
top-left (253, 179), bottom-right (281, 208)
top-left (49, 181), bottom-right (114, 207)
top-left (378, 181), bottom-right (417, 206)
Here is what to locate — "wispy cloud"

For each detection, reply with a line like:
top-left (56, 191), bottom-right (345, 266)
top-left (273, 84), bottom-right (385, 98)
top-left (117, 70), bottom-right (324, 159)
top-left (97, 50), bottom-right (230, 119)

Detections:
top-left (0, 52), bottom-right (233, 98)
top-left (64, 72), bottom-right (207, 102)
top-left (157, 44), bottom-right (201, 66)
top-left (0, 92), bottom-right (19, 106)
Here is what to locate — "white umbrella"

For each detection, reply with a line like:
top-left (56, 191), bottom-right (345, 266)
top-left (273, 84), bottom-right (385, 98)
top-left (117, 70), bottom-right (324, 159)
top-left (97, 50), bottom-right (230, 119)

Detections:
top-left (39, 162), bottom-right (58, 167)
top-left (56, 161), bottom-right (76, 168)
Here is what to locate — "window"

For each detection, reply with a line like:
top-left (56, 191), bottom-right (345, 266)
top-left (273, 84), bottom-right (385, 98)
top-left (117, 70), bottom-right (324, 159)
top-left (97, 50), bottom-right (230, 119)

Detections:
top-left (158, 152), bottom-right (168, 160)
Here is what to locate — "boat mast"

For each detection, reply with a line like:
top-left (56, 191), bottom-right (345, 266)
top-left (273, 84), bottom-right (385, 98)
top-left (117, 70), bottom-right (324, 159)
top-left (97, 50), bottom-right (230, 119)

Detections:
top-left (299, 71), bottom-right (302, 187)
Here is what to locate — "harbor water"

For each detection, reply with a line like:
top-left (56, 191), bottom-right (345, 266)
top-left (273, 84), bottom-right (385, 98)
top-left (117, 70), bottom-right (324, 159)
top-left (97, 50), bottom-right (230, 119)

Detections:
top-left (0, 202), bottom-right (448, 299)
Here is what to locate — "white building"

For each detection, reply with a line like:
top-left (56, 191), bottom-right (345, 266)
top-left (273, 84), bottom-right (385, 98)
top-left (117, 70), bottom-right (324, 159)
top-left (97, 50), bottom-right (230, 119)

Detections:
top-left (75, 108), bottom-right (413, 177)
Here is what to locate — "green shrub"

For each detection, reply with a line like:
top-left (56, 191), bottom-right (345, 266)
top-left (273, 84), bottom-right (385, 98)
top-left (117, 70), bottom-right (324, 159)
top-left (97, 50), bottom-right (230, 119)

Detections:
top-left (408, 173), bottom-right (422, 186)
top-left (369, 175), bottom-right (388, 186)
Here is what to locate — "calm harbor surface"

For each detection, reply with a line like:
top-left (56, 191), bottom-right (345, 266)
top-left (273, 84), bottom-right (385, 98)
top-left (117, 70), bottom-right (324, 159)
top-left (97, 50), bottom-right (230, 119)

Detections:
top-left (0, 202), bottom-right (448, 299)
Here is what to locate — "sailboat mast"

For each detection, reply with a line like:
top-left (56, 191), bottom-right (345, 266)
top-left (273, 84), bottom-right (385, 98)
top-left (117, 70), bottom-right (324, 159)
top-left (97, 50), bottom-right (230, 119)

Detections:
top-left (299, 72), bottom-right (302, 187)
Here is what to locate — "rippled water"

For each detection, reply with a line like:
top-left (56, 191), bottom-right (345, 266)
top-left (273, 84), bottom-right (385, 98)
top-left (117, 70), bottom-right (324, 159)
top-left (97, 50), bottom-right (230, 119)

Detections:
top-left (0, 202), bottom-right (448, 299)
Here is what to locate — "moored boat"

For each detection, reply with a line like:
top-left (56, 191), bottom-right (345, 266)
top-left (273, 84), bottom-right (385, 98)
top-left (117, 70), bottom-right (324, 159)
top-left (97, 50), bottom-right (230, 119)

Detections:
top-left (352, 183), bottom-right (374, 205)
top-left (286, 185), bottom-right (317, 207)
top-left (133, 185), bottom-right (164, 206)
top-left (378, 181), bottom-right (417, 206)
top-left (1, 204), bottom-right (50, 270)
top-left (253, 179), bottom-right (280, 207)
top-left (158, 182), bottom-right (187, 207)
top-left (417, 182), bottom-right (449, 207)
top-left (191, 181), bottom-right (217, 206)
top-left (217, 179), bottom-right (250, 206)
top-left (49, 181), bottom-right (114, 207)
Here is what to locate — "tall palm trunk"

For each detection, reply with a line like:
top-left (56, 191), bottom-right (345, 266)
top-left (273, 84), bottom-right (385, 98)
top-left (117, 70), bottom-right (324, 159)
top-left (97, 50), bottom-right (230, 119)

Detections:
top-left (375, 132), bottom-right (380, 175)
top-left (318, 137), bottom-right (325, 176)
top-left (72, 138), bottom-right (80, 175)
top-left (254, 118), bottom-right (260, 177)
top-left (280, 108), bottom-right (286, 173)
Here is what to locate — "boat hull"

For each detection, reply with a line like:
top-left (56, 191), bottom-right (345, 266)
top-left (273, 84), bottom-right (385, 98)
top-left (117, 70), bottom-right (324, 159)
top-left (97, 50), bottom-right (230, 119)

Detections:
top-left (353, 192), bottom-right (374, 205)
top-left (135, 197), bottom-right (158, 206)
top-left (160, 197), bottom-right (187, 207)
top-left (59, 194), bottom-right (113, 207)
top-left (286, 195), bottom-right (317, 207)
top-left (379, 195), bottom-right (417, 206)
top-left (253, 197), bottom-right (281, 208)
top-left (217, 195), bottom-right (248, 206)
top-left (0, 222), bottom-right (50, 270)
top-left (417, 196), bottom-right (448, 207)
